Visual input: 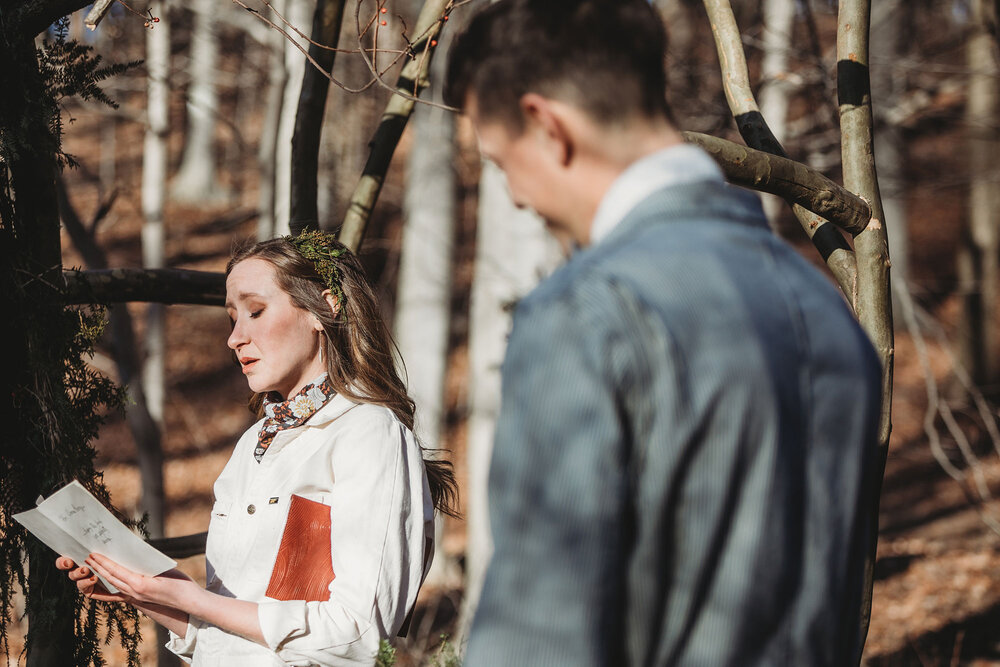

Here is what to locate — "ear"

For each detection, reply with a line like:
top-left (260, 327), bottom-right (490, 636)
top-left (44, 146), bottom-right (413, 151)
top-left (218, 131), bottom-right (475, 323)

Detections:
top-left (318, 290), bottom-right (341, 330)
top-left (520, 93), bottom-right (573, 167)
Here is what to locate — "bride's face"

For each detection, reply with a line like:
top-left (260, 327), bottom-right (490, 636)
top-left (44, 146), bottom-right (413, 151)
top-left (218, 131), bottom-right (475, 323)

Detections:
top-left (225, 258), bottom-right (327, 400)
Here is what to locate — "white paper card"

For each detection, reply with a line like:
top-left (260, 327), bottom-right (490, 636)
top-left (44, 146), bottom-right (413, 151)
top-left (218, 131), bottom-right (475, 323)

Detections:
top-left (13, 481), bottom-right (176, 594)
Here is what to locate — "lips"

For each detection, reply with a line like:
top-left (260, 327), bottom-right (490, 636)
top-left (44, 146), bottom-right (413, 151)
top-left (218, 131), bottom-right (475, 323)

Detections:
top-left (239, 357), bottom-right (259, 373)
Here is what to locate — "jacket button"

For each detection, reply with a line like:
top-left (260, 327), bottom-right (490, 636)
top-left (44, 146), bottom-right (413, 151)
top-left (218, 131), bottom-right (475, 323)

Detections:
top-left (247, 504), bottom-right (256, 515)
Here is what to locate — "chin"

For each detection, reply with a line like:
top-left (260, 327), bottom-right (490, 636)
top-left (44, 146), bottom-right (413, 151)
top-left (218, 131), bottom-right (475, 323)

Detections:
top-left (245, 376), bottom-right (271, 395)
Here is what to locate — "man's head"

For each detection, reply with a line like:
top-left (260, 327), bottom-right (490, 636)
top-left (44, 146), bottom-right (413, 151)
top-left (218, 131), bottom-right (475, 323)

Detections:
top-left (446, 0), bottom-right (680, 246)
top-left (444, 0), bottom-right (672, 131)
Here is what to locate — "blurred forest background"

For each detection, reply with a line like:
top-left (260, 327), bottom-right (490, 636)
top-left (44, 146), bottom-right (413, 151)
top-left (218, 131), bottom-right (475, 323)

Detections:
top-left (4, 0), bottom-right (1000, 664)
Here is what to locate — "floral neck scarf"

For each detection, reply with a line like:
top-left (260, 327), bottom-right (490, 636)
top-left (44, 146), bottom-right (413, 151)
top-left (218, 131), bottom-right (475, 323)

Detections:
top-left (255, 374), bottom-right (336, 463)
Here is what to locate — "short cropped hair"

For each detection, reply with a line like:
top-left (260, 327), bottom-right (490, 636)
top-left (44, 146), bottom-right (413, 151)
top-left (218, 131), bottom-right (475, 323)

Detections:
top-left (444, 0), bottom-right (672, 130)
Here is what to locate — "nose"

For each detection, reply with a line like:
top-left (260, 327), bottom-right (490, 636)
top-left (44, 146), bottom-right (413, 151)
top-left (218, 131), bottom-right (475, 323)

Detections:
top-left (227, 316), bottom-right (248, 351)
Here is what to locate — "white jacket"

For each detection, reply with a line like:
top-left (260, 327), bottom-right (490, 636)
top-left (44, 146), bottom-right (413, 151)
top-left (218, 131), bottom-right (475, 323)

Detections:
top-left (167, 393), bottom-right (434, 665)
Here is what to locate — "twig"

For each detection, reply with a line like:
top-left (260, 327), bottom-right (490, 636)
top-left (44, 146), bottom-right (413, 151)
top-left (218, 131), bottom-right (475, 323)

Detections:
top-left (254, 0), bottom-right (407, 57)
top-left (894, 279), bottom-right (1000, 536)
top-left (916, 307), bottom-right (1000, 459)
top-left (231, 0), bottom-right (376, 94)
top-left (950, 629), bottom-right (965, 667)
top-left (354, 0), bottom-right (459, 111)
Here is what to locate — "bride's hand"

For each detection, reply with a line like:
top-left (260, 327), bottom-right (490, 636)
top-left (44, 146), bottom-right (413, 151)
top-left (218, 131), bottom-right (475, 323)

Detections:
top-left (55, 556), bottom-right (129, 603)
top-left (83, 553), bottom-right (201, 610)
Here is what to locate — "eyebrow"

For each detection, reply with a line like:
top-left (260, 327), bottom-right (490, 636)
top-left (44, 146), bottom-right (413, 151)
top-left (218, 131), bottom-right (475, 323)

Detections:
top-left (224, 291), bottom-right (263, 309)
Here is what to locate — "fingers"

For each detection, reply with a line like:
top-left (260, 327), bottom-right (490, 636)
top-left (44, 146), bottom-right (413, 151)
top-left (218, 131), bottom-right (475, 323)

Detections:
top-left (55, 556), bottom-right (77, 571)
top-left (56, 556), bottom-right (96, 585)
top-left (56, 555), bottom-right (130, 603)
top-left (86, 554), bottom-right (132, 597)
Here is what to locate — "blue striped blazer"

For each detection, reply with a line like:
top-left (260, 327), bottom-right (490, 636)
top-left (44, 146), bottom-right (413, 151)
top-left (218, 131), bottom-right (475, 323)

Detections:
top-left (465, 180), bottom-right (882, 666)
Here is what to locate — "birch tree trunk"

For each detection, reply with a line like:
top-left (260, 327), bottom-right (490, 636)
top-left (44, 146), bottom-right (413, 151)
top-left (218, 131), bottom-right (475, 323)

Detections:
top-left (872, 0), bottom-right (909, 305)
top-left (758, 0), bottom-right (796, 224)
top-left (395, 35), bottom-right (457, 586)
top-left (171, 0), bottom-right (222, 202)
top-left (958, 0), bottom-right (1000, 387)
top-left (142, 8), bottom-right (175, 663)
top-left (837, 0), bottom-right (894, 655)
top-left (258, 2), bottom-right (289, 240)
top-left (273, 0), bottom-right (311, 236)
top-left (97, 22), bottom-right (116, 198)
top-left (457, 163), bottom-right (562, 649)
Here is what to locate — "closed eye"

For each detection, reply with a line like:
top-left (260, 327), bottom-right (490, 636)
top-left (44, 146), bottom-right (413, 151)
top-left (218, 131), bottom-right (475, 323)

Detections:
top-left (250, 309), bottom-right (264, 319)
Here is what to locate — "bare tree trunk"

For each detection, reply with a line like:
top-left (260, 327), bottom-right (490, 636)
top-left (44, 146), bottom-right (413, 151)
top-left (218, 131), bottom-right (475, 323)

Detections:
top-left (290, 0), bottom-right (347, 235)
top-left (959, 0), bottom-right (1000, 387)
top-left (225, 30), bottom-right (253, 207)
top-left (142, 6), bottom-right (175, 663)
top-left (657, 0), bottom-right (698, 98)
top-left (872, 0), bottom-right (909, 309)
top-left (758, 0), bottom-right (796, 224)
top-left (171, 0), bottom-right (222, 202)
top-left (457, 163), bottom-right (562, 650)
top-left (837, 0), bottom-right (894, 657)
top-left (395, 36), bottom-right (457, 586)
top-left (97, 14), bottom-right (116, 198)
top-left (258, 3), bottom-right (289, 241)
top-left (273, 0), bottom-right (311, 236)
top-left (2, 33), bottom-right (76, 667)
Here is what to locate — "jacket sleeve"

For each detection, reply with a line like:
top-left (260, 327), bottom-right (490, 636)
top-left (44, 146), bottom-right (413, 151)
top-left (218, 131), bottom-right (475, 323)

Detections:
top-left (256, 410), bottom-right (431, 665)
top-left (165, 619), bottom-right (200, 662)
top-left (464, 277), bottom-right (667, 666)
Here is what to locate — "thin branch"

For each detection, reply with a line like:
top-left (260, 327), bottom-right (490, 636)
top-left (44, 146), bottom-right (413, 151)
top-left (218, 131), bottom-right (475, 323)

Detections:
top-left (231, 0), bottom-right (377, 94)
top-left (894, 280), bottom-right (1000, 535)
top-left (255, 0), bottom-right (399, 56)
top-left (915, 304), bottom-right (1000, 460)
top-left (353, 0), bottom-right (458, 111)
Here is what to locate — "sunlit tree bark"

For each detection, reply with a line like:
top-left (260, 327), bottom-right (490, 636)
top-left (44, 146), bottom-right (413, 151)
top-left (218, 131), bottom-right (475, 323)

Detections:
top-left (837, 0), bottom-right (894, 655)
top-left (172, 0), bottom-right (222, 202)
top-left (395, 29), bottom-right (458, 586)
top-left (456, 163), bottom-right (562, 649)
top-left (758, 0), bottom-right (796, 224)
top-left (258, 2), bottom-right (288, 240)
top-left (958, 0), bottom-right (1000, 387)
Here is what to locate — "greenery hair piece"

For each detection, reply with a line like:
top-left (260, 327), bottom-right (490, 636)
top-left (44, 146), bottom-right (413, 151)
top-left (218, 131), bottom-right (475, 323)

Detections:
top-left (287, 230), bottom-right (346, 308)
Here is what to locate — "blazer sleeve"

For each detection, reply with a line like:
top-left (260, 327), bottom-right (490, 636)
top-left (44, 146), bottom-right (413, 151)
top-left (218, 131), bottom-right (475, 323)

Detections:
top-left (256, 410), bottom-right (430, 665)
top-left (465, 277), bottom-right (668, 666)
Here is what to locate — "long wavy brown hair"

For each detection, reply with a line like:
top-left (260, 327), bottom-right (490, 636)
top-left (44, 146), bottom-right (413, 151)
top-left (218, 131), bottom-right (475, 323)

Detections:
top-left (227, 237), bottom-right (459, 518)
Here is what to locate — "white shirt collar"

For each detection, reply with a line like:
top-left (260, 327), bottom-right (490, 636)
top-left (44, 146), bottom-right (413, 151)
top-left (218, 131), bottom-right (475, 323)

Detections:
top-left (589, 143), bottom-right (724, 246)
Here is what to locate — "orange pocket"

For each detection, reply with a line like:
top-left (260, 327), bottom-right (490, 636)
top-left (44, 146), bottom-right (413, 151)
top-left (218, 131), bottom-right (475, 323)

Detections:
top-left (265, 495), bottom-right (335, 602)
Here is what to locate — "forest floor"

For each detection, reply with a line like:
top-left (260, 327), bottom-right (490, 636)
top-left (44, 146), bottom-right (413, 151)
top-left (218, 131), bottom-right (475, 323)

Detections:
top-left (8, 82), bottom-right (1000, 666)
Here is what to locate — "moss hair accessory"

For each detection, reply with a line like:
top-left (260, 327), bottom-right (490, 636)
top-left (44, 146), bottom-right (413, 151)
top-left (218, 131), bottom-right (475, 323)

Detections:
top-left (287, 230), bottom-right (347, 308)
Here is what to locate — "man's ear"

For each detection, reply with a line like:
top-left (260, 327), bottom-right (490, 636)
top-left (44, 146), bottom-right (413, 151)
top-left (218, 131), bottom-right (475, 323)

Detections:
top-left (520, 93), bottom-right (573, 167)
top-left (318, 290), bottom-right (341, 330)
